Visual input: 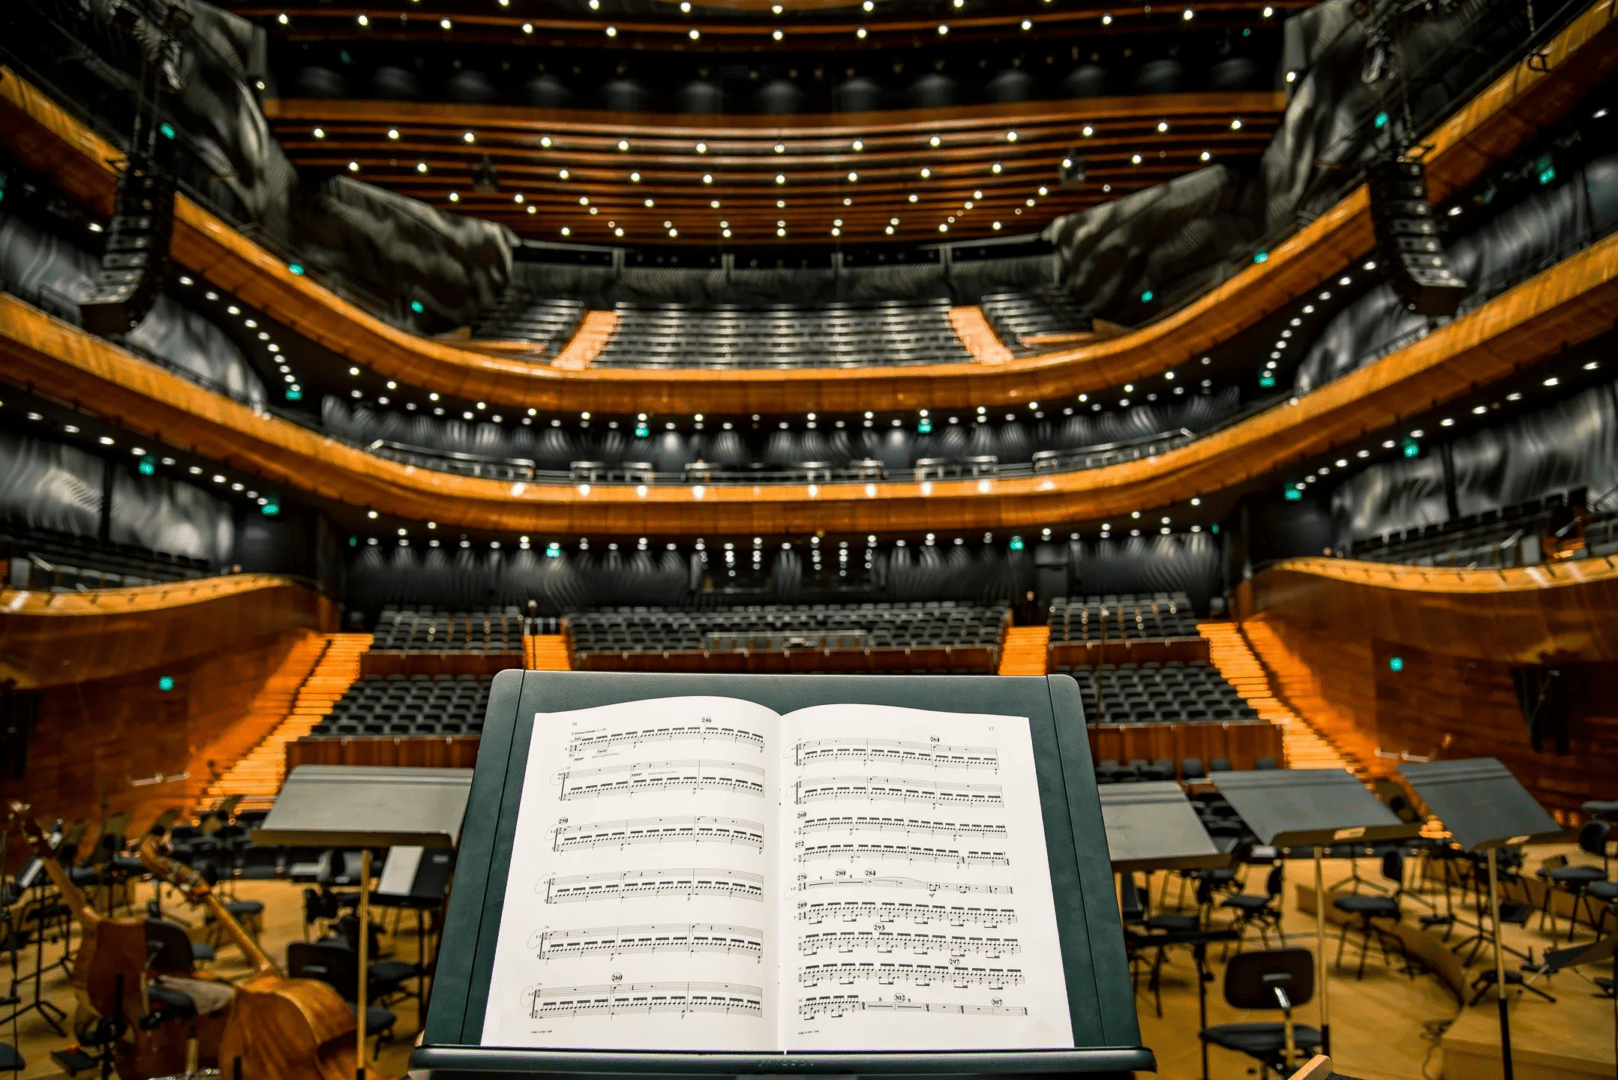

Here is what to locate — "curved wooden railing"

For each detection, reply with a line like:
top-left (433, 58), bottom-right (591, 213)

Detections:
top-left (1, 0), bottom-right (1614, 412)
top-left (4, 218), bottom-right (1617, 536)
top-left (0, 574), bottom-right (325, 687)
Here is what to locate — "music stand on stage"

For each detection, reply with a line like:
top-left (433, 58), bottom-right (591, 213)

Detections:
top-left (254, 765), bottom-right (473, 1080)
top-left (1100, 781), bottom-right (1234, 1079)
top-left (1208, 769), bottom-right (1421, 1055)
top-left (1398, 759), bottom-right (1566, 1080)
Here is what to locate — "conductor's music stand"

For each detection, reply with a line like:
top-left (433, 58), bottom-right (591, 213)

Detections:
top-left (1208, 768), bottom-right (1420, 1057)
top-left (1398, 758), bottom-right (1566, 1080)
top-left (253, 765), bottom-right (473, 1080)
top-left (1099, 781), bottom-right (1233, 1080)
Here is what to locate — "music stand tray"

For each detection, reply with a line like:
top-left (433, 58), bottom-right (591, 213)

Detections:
top-left (1099, 782), bottom-right (1228, 873)
top-left (411, 670), bottom-right (1155, 1078)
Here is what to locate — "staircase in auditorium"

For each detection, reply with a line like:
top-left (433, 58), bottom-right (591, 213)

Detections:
top-left (1238, 618), bottom-right (1386, 779)
top-left (207, 633), bottom-right (373, 798)
top-left (525, 633), bottom-right (571, 670)
top-left (1198, 621), bottom-right (1356, 775)
top-left (549, 311), bottom-right (617, 369)
top-left (997, 626), bottom-right (1049, 675)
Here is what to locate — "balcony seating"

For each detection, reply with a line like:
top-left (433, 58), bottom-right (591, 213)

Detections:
top-left (1047, 592), bottom-right (1209, 666)
top-left (979, 288), bottom-right (1090, 356)
top-left (1059, 662), bottom-right (1261, 725)
top-left (470, 295), bottom-right (586, 354)
top-left (308, 674), bottom-right (493, 738)
top-left (567, 601), bottom-right (1008, 673)
top-left (370, 607), bottom-right (525, 652)
top-left (2, 526), bottom-right (214, 590)
top-left (590, 300), bottom-right (973, 369)
top-left (1348, 492), bottom-right (1583, 568)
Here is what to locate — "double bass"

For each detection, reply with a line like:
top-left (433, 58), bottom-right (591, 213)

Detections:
top-left (137, 836), bottom-right (389, 1080)
top-left (7, 802), bottom-right (226, 1079)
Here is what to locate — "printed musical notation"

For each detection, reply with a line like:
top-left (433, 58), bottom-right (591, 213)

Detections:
top-left (525, 981), bottom-right (764, 1019)
top-left (800, 875), bottom-right (1011, 896)
top-left (799, 841), bottom-right (1009, 867)
top-left (794, 776), bottom-right (1002, 808)
top-left (798, 930), bottom-right (1020, 957)
top-left (554, 816), bottom-right (766, 852)
top-left (799, 995), bottom-right (1028, 1019)
top-left (532, 923), bottom-right (764, 960)
top-left (795, 738), bottom-right (998, 770)
top-left (543, 868), bottom-right (765, 904)
top-left (568, 725), bottom-right (766, 755)
top-left (800, 962), bottom-right (1025, 988)
top-left (798, 815), bottom-right (1007, 840)
top-left (795, 900), bottom-right (1018, 927)
top-left (559, 760), bottom-right (766, 801)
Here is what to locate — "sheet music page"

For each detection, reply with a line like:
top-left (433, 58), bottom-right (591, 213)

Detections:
top-left (479, 696), bottom-right (782, 1050)
top-left (778, 704), bottom-right (1073, 1051)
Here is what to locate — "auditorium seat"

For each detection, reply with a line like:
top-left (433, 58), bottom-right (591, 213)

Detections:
top-left (589, 300), bottom-right (973, 369)
top-left (1048, 593), bottom-right (1202, 644)
top-left (979, 287), bottom-right (1090, 356)
top-left (1349, 491), bottom-right (1583, 568)
top-left (309, 675), bottom-right (494, 737)
top-left (1061, 662), bottom-right (1260, 725)
top-left (471, 295), bottom-right (586, 354)
top-left (370, 608), bottom-right (524, 652)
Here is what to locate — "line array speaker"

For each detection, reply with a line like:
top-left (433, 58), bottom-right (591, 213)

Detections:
top-left (1367, 156), bottom-right (1469, 318)
top-left (79, 153), bottom-right (176, 335)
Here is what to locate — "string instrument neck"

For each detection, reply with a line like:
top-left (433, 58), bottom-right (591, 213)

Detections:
top-left (136, 836), bottom-right (281, 980)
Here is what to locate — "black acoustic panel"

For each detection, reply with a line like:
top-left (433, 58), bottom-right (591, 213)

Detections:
top-left (1398, 758), bottom-right (1564, 852)
top-left (1208, 768), bottom-right (1418, 848)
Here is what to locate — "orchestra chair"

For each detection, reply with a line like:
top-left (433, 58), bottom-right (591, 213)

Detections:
top-left (1199, 947), bottom-right (1323, 1078)
top-left (1333, 849), bottom-right (1416, 980)
top-left (1538, 821), bottom-right (1611, 940)
top-left (287, 940), bottom-right (397, 1055)
top-left (334, 914), bottom-right (422, 1007)
top-left (1220, 863), bottom-right (1285, 951)
top-left (1452, 851), bottom-right (1533, 966)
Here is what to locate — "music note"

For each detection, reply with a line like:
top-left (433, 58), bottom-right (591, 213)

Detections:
top-left (558, 760), bottom-right (766, 800)
top-left (797, 930), bottom-right (1020, 958)
top-left (799, 962), bottom-right (1024, 988)
top-left (798, 841), bottom-right (1009, 867)
top-left (795, 738), bottom-right (999, 770)
top-left (542, 868), bottom-right (765, 904)
top-left (525, 981), bottom-right (764, 1018)
top-left (799, 876), bottom-right (1012, 896)
top-left (798, 815), bottom-right (1007, 840)
top-left (533, 923), bottom-right (764, 960)
top-left (568, 726), bottom-right (766, 754)
top-left (794, 776), bottom-right (1002, 808)
top-left (554, 816), bottom-right (766, 852)
top-left (795, 900), bottom-right (1019, 927)
top-left (798, 995), bottom-right (1028, 1019)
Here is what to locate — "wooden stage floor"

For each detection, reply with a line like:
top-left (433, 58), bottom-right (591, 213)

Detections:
top-left (0, 852), bottom-right (1610, 1079)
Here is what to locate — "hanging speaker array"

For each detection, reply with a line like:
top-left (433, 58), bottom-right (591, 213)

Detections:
top-left (1367, 155), bottom-right (1470, 318)
top-left (78, 153), bottom-right (176, 335)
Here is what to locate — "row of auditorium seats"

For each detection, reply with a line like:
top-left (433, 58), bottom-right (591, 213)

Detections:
top-left (3, 528), bottom-right (214, 591)
top-left (590, 300), bottom-right (973, 369)
top-left (566, 601), bottom-right (1008, 654)
top-left (979, 289), bottom-right (1090, 356)
top-left (1061, 663), bottom-right (1261, 725)
top-left (309, 674), bottom-right (493, 737)
top-left (1049, 593), bottom-right (1201, 643)
top-left (371, 607), bottom-right (526, 652)
top-left (470, 296), bottom-right (586, 354)
top-left (1348, 491), bottom-right (1578, 567)
top-left (1095, 756), bottom-right (1279, 784)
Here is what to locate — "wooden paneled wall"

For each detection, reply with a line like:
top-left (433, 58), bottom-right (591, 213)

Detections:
top-left (1087, 720), bottom-right (1286, 774)
top-left (0, 630), bottom-right (315, 835)
top-left (359, 651), bottom-right (524, 677)
top-left (1238, 557), bottom-right (1618, 816)
top-left (285, 736), bottom-right (481, 772)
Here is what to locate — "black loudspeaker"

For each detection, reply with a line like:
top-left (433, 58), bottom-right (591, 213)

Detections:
top-left (1367, 156), bottom-right (1469, 317)
top-left (79, 153), bottom-right (175, 335)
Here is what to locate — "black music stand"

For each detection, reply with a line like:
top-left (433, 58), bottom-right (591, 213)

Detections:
top-left (1398, 759), bottom-right (1566, 1080)
top-left (1208, 768), bottom-right (1420, 1056)
top-left (1099, 781), bottom-right (1233, 1079)
top-left (254, 765), bottom-right (473, 1080)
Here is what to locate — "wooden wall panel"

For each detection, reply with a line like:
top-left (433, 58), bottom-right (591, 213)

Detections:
top-left (0, 630), bottom-right (314, 834)
top-left (359, 651), bottom-right (524, 677)
top-left (1087, 720), bottom-right (1285, 774)
top-left (0, 576), bottom-right (326, 688)
top-left (3, 1), bottom-right (1615, 415)
top-left (1240, 557), bottom-right (1618, 815)
top-left (285, 736), bottom-right (481, 772)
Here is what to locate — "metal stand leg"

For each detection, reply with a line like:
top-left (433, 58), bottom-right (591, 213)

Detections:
top-left (1314, 846), bottom-right (1330, 1056)
top-left (1488, 849), bottom-right (1514, 1080)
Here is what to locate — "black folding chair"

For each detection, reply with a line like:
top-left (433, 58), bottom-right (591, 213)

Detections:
top-left (1200, 948), bottom-right (1323, 1077)
top-left (1220, 863), bottom-right (1285, 951)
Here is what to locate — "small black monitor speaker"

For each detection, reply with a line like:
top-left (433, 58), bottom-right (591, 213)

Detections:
top-left (79, 154), bottom-right (176, 335)
top-left (1367, 156), bottom-right (1469, 318)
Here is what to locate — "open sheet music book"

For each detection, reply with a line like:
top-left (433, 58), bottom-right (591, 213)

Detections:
top-left (479, 696), bottom-right (1074, 1053)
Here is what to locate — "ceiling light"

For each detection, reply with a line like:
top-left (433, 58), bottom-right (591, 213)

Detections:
top-left (908, 193), bottom-right (918, 202)
top-left (560, 226), bottom-right (571, 237)
top-left (1200, 150), bottom-right (1212, 162)
top-left (387, 128), bottom-right (399, 140)
top-left (558, 168), bottom-right (569, 179)
top-left (1544, 377), bottom-right (1560, 386)
top-left (1230, 118), bottom-right (1243, 130)
top-left (463, 131), bottom-right (474, 143)
top-left (448, 191), bottom-right (459, 202)
top-left (522, 21), bottom-right (532, 32)
top-left (617, 139), bottom-right (629, 151)
top-left (929, 135), bottom-right (941, 147)
top-left (605, 25), bottom-right (617, 36)
top-left (773, 28), bottom-right (784, 40)
top-left (356, 13), bottom-right (368, 25)
top-left (630, 172), bottom-right (641, 182)
top-left (937, 24), bottom-right (949, 34)
top-left (1006, 130), bottom-right (1017, 142)
top-left (775, 143), bottom-right (785, 154)
top-left (775, 174), bottom-right (786, 184)
top-left (710, 199), bottom-right (721, 208)
top-left (857, 26), bottom-right (867, 38)
top-left (920, 167), bottom-right (931, 178)
top-left (1102, 13), bottom-right (1113, 24)
top-left (416, 162), bottom-right (428, 172)
top-left (689, 28), bottom-right (699, 39)
top-left (439, 17), bottom-right (451, 29)
top-left (847, 171), bottom-right (858, 182)
top-left (1157, 120), bottom-right (1170, 132)
top-left (1022, 19), bottom-right (1033, 29)
top-left (1082, 125), bottom-right (1094, 138)
top-left (644, 198), bottom-right (654, 207)
top-left (696, 142), bottom-right (708, 153)
top-left (852, 140), bottom-right (864, 151)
